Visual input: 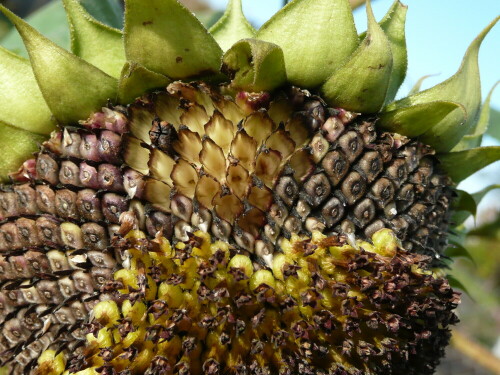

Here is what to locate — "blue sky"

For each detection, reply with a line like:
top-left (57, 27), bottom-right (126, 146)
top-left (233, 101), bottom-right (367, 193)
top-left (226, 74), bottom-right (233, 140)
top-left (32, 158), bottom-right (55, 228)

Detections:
top-left (206, 0), bottom-right (500, 214)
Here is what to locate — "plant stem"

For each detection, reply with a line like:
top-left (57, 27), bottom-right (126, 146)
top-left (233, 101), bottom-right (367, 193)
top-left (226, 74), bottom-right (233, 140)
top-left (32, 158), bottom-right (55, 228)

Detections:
top-left (451, 329), bottom-right (500, 375)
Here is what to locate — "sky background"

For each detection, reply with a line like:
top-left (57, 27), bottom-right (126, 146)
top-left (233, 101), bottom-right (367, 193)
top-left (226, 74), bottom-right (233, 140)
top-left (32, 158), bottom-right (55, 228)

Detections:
top-left (206, 0), bottom-right (500, 217)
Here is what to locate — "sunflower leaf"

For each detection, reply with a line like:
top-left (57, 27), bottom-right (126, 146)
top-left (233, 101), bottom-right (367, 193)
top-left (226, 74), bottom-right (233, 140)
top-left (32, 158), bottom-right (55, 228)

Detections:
top-left (321, 0), bottom-right (393, 113)
top-left (0, 121), bottom-right (46, 182)
top-left (452, 184), bottom-right (500, 226)
top-left (63, 0), bottom-right (125, 78)
top-left (451, 189), bottom-right (477, 222)
top-left (222, 39), bottom-right (286, 93)
top-left (379, 101), bottom-right (464, 138)
top-left (379, 0), bottom-right (407, 104)
top-left (445, 242), bottom-right (475, 265)
top-left (386, 17), bottom-right (500, 152)
top-left (258, 0), bottom-right (358, 88)
top-left (209, 0), bottom-right (256, 52)
top-left (453, 81), bottom-right (499, 151)
top-left (0, 46), bottom-right (55, 135)
top-left (124, 0), bottom-right (222, 80)
top-left (438, 146), bottom-right (500, 183)
top-left (118, 62), bottom-right (172, 104)
top-left (0, 4), bottom-right (118, 125)
top-left (447, 275), bottom-right (472, 297)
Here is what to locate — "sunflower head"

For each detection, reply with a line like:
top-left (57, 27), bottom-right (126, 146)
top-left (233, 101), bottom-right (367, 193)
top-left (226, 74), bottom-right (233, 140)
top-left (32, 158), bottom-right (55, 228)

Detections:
top-left (0, 0), bottom-right (497, 374)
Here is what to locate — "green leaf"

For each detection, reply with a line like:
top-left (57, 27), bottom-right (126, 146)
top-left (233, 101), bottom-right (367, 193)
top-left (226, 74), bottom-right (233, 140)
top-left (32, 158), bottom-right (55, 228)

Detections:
top-left (453, 81), bottom-right (499, 151)
top-left (80, 0), bottom-right (124, 29)
top-left (452, 184), bottom-right (500, 226)
top-left (118, 62), bottom-right (172, 104)
top-left (379, 0), bottom-right (407, 104)
top-left (321, 0), bottom-right (393, 113)
top-left (209, 0), bottom-right (256, 52)
top-left (453, 190), bottom-right (477, 217)
top-left (222, 39), bottom-right (287, 93)
top-left (63, 0), bottom-right (126, 78)
top-left (379, 101), bottom-right (464, 138)
top-left (257, 0), bottom-right (358, 88)
top-left (451, 189), bottom-right (477, 224)
top-left (408, 74), bottom-right (437, 96)
top-left (438, 146), bottom-right (500, 183)
top-left (0, 121), bottom-right (46, 182)
top-left (445, 242), bottom-right (475, 265)
top-left (447, 275), bottom-right (472, 296)
top-left (0, 5), bottom-right (118, 125)
top-left (124, 0), bottom-right (222, 80)
top-left (0, 46), bottom-right (56, 135)
top-left (1, 1), bottom-right (70, 57)
top-left (386, 17), bottom-right (500, 152)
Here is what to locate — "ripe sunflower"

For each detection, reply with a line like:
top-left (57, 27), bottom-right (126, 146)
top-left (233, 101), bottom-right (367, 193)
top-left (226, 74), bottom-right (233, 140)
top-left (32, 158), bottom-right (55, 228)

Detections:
top-left (0, 0), bottom-right (498, 374)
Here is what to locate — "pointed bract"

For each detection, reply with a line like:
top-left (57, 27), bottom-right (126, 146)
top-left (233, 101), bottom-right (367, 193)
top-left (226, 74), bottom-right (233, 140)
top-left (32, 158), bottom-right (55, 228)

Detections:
top-left (63, 0), bottom-right (126, 78)
top-left (258, 0), bottom-right (358, 87)
top-left (439, 146), bottom-right (500, 183)
top-left (124, 0), bottom-right (222, 79)
top-left (222, 39), bottom-right (287, 92)
top-left (453, 81), bottom-right (499, 151)
top-left (321, 0), bottom-right (393, 113)
top-left (386, 16), bottom-right (500, 152)
top-left (0, 5), bottom-right (118, 125)
top-left (0, 122), bottom-right (46, 182)
top-left (118, 62), bottom-right (172, 104)
top-left (209, 0), bottom-right (256, 52)
top-left (379, 0), bottom-right (407, 104)
top-left (0, 46), bottom-right (55, 135)
top-left (379, 101), bottom-right (464, 138)
top-left (408, 74), bottom-right (437, 95)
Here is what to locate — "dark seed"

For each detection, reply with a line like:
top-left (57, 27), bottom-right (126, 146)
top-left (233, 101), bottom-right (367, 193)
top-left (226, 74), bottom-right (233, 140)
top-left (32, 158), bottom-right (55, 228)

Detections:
top-left (171, 194), bottom-right (194, 222)
top-left (62, 130), bottom-right (82, 158)
top-left (80, 133), bottom-right (100, 162)
top-left (36, 216), bottom-right (61, 245)
top-left (36, 280), bottom-right (64, 305)
top-left (145, 211), bottom-right (173, 239)
top-left (0, 192), bottom-right (17, 219)
top-left (55, 189), bottom-right (78, 220)
top-left (36, 154), bottom-right (59, 185)
top-left (353, 198), bottom-right (376, 227)
top-left (77, 189), bottom-right (104, 221)
top-left (339, 131), bottom-right (363, 162)
top-left (35, 185), bottom-right (56, 215)
top-left (59, 161), bottom-right (81, 186)
top-left (0, 222), bottom-right (21, 250)
top-left (13, 184), bottom-right (37, 215)
top-left (102, 193), bottom-right (128, 224)
top-left (303, 173), bottom-right (330, 207)
top-left (370, 178), bottom-right (395, 208)
top-left (322, 150), bottom-right (349, 186)
top-left (321, 197), bottom-right (345, 228)
top-left (82, 223), bottom-right (109, 250)
top-left (341, 172), bottom-right (366, 205)
top-left (276, 176), bottom-right (299, 206)
top-left (123, 168), bottom-right (145, 199)
top-left (98, 164), bottom-right (124, 192)
top-left (79, 162), bottom-right (100, 189)
top-left (98, 131), bottom-right (122, 164)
